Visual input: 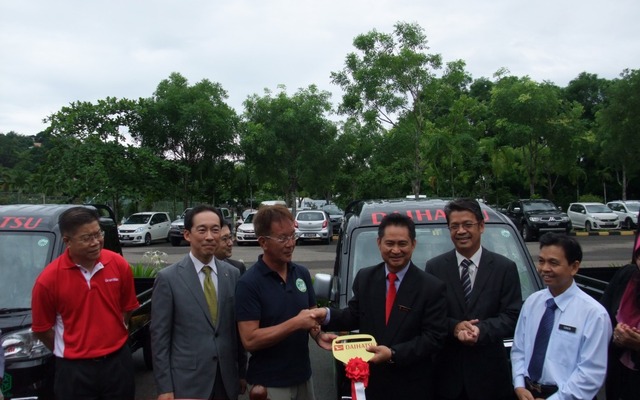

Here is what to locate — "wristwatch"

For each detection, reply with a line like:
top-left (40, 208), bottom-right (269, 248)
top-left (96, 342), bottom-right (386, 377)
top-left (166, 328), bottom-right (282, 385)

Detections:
top-left (388, 348), bottom-right (396, 364)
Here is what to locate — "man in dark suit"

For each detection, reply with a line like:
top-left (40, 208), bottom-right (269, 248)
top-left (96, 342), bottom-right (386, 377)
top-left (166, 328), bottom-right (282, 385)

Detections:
top-left (215, 224), bottom-right (246, 275)
top-left (320, 213), bottom-right (448, 400)
top-left (151, 205), bottom-right (247, 400)
top-left (425, 198), bottom-right (522, 400)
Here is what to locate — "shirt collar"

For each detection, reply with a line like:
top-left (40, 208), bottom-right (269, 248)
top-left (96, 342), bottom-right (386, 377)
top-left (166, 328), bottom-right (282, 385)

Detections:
top-left (385, 262), bottom-right (410, 281)
top-left (60, 248), bottom-right (105, 270)
top-left (455, 247), bottom-right (483, 268)
top-left (543, 280), bottom-right (578, 312)
top-left (190, 252), bottom-right (217, 275)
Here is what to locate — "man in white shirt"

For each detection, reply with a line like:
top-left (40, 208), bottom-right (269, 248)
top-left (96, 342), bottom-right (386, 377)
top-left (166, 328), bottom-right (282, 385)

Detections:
top-left (511, 233), bottom-right (611, 400)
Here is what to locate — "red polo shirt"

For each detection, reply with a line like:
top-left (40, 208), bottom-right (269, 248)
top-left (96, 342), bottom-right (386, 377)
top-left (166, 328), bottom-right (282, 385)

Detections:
top-left (31, 249), bottom-right (139, 359)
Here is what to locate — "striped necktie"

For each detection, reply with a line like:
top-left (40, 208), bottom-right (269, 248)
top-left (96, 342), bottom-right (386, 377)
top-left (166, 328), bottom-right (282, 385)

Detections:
top-left (460, 259), bottom-right (472, 304)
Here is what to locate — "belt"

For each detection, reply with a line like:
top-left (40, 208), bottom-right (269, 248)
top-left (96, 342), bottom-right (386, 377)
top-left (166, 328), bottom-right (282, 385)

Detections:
top-left (525, 377), bottom-right (558, 399)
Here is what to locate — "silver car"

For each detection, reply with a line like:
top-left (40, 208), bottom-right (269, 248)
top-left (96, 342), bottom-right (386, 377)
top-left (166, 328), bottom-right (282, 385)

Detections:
top-left (567, 202), bottom-right (620, 231)
top-left (295, 210), bottom-right (332, 244)
top-left (606, 200), bottom-right (640, 229)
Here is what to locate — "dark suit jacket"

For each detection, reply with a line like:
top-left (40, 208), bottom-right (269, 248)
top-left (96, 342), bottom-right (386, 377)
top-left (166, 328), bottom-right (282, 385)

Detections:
top-left (151, 255), bottom-right (247, 399)
top-left (223, 257), bottom-right (246, 275)
top-left (326, 262), bottom-right (447, 400)
top-left (425, 248), bottom-right (522, 400)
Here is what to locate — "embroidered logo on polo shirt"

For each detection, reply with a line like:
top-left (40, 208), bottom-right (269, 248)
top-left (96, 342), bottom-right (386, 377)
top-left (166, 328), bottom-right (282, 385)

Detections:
top-left (296, 278), bottom-right (307, 292)
top-left (104, 278), bottom-right (120, 283)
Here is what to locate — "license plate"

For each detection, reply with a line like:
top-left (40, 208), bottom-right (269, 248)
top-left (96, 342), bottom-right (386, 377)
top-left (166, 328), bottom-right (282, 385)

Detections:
top-left (302, 233), bottom-right (316, 238)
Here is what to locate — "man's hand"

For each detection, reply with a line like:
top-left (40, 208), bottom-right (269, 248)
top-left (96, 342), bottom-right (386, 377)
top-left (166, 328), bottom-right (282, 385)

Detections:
top-left (315, 331), bottom-right (338, 350)
top-left (295, 309), bottom-right (323, 331)
top-left (514, 387), bottom-right (536, 400)
top-left (366, 345), bottom-right (392, 364)
top-left (454, 319), bottom-right (480, 345)
top-left (158, 392), bottom-right (174, 400)
top-left (239, 378), bottom-right (248, 395)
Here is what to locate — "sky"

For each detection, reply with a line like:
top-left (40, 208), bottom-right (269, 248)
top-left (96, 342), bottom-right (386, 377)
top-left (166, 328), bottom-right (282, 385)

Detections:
top-left (1, 0), bottom-right (639, 136)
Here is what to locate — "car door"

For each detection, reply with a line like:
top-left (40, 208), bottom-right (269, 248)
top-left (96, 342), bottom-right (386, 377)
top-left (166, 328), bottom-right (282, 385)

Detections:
top-left (570, 204), bottom-right (586, 228)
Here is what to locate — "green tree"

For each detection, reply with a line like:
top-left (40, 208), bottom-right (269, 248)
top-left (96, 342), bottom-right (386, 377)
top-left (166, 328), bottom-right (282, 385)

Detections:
top-left (242, 85), bottom-right (337, 207)
top-left (596, 69), bottom-right (640, 200)
top-left (331, 21), bottom-right (442, 196)
top-left (132, 72), bottom-right (239, 207)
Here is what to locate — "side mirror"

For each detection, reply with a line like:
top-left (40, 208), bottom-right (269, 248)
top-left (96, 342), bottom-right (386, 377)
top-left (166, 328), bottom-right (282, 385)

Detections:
top-left (313, 273), bottom-right (333, 302)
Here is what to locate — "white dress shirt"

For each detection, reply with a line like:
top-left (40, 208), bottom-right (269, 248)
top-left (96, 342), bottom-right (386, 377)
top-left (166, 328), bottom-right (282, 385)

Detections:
top-left (511, 282), bottom-right (612, 400)
top-left (455, 247), bottom-right (482, 288)
top-left (189, 253), bottom-right (218, 293)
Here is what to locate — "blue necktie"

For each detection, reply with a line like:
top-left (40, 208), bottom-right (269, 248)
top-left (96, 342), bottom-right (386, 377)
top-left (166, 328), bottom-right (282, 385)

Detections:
top-left (460, 259), bottom-right (472, 304)
top-left (528, 298), bottom-right (558, 382)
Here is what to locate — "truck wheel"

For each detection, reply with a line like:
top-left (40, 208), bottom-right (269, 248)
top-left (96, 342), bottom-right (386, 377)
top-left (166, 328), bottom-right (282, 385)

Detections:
top-left (144, 233), bottom-right (152, 246)
top-left (170, 237), bottom-right (182, 246)
top-left (585, 221), bottom-right (592, 232)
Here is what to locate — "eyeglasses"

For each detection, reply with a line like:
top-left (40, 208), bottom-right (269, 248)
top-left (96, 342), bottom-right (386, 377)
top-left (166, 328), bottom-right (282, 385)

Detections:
top-left (220, 235), bottom-right (234, 243)
top-left (193, 227), bottom-right (221, 236)
top-left (448, 222), bottom-right (480, 231)
top-left (262, 234), bottom-right (299, 244)
top-left (75, 230), bottom-right (105, 243)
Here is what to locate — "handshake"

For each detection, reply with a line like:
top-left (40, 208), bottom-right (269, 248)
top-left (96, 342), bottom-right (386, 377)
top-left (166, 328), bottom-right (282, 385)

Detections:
top-left (297, 307), bottom-right (328, 331)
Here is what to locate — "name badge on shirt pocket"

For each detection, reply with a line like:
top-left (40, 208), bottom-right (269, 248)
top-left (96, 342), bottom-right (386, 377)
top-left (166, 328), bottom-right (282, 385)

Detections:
top-left (559, 324), bottom-right (576, 333)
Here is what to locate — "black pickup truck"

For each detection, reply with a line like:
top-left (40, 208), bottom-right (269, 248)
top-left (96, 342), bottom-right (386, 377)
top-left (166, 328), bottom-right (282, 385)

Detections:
top-left (0, 204), bottom-right (153, 400)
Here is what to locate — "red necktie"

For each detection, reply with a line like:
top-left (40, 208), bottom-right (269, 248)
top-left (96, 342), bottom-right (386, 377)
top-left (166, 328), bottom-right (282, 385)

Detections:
top-left (385, 272), bottom-right (397, 324)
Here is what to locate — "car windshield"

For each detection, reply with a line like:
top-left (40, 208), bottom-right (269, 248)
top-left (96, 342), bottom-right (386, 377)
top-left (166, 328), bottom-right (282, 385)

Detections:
top-left (297, 212), bottom-right (324, 221)
top-left (125, 214), bottom-right (151, 224)
top-left (585, 204), bottom-right (611, 213)
top-left (0, 232), bottom-right (55, 308)
top-left (523, 201), bottom-right (557, 212)
top-left (244, 213), bottom-right (256, 223)
top-left (348, 224), bottom-right (538, 301)
top-left (322, 205), bottom-right (343, 215)
top-left (625, 203), bottom-right (640, 212)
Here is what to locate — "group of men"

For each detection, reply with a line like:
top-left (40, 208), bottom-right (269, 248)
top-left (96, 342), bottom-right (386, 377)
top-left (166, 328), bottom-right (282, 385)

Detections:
top-left (28, 199), bottom-right (612, 400)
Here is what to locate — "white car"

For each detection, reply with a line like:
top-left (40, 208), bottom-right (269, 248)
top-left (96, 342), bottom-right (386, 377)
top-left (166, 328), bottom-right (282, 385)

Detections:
top-left (567, 202), bottom-right (620, 231)
top-left (295, 210), bottom-right (332, 244)
top-left (606, 200), bottom-right (640, 229)
top-left (118, 212), bottom-right (171, 246)
top-left (236, 212), bottom-right (258, 245)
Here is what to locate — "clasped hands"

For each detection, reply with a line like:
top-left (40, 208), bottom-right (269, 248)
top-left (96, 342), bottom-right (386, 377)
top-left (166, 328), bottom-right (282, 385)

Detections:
top-left (454, 319), bottom-right (480, 345)
top-left (613, 322), bottom-right (640, 351)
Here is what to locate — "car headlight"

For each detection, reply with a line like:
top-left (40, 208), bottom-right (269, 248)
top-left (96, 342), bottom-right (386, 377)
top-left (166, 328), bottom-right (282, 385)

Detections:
top-left (171, 224), bottom-right (180, 229)
top-left (562, 216), bottom-right (570, 222)
top-left (528, 217), bottom-right (541, 222)
top-left (1, 328), bottom-right (52, 361)
top-left (134, 227), bottom-right (145, 233)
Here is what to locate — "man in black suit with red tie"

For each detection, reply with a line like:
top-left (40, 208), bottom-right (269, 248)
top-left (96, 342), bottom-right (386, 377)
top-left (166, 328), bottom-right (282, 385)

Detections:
top-left (425, 198), bottom-right (522, 400)
top-left (318, 213), bottom-right (448, 400)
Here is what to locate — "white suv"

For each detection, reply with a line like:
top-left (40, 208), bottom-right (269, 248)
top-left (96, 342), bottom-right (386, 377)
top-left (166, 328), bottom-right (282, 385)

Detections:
top-left (606, 201), bottom-right (639, 230)
top-left (567, 202), bottom-right (620, 231)
top-left (118, 212), bottom-right (171, 245)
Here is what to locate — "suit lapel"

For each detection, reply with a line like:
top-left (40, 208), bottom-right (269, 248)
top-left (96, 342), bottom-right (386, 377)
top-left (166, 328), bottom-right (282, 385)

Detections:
top-left (468, 248), bottom-right (493, 308)
top-left (445, 250), bottom-right (468, 311)
top-left (178, 256), bottom-right (215, 329)
top-left (372, 264), bottom-right (388, 337)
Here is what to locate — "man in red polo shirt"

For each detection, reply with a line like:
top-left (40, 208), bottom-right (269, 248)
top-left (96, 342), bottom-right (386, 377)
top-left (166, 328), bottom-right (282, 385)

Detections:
top-left (31, 207), bottom-right (139, 399)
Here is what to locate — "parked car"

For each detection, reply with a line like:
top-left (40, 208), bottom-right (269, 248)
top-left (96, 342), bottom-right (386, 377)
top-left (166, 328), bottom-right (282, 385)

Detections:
top-left (606, 200), bottom-right (640, 229)
top-left (567, 202), bottom-right (620, 231)
top-left (236, 212), bottom-right (258, 245)
top-left (0, 204), bottom-right (153, 399)
top-left (118, 211), bottom-right (171, 246)
top-left (169, 207), bottom-right (233, 246)
top-left (502, 199), bottom-right (571, 241)
top-left (312, 198), bottom-right (543, 399)
top-left (295, 210), bottom-right (333, 244)
top-left (321, 204), bottom-right (344, 234)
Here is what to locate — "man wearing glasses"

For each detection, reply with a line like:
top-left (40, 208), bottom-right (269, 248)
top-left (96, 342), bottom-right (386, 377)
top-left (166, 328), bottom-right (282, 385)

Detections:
top-left (31, 206), bottom-right (139, 399)
top-left (425, 198), bottom-right (522, 400)
top-left (214, 224), bottom-right (246, 275)
top-left (235, 205), bottom-right (332, 400)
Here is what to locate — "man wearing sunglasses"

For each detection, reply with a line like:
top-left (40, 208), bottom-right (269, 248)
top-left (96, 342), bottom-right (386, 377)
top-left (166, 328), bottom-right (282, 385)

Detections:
top-left (31, 206), bottom-right (139, 400)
